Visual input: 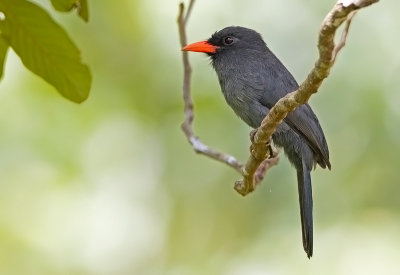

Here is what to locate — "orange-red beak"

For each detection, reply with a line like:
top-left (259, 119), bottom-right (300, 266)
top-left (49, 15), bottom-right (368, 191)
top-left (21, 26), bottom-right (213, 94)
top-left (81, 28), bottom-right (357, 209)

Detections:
top-left (182, 40), bottom-right (218, 53)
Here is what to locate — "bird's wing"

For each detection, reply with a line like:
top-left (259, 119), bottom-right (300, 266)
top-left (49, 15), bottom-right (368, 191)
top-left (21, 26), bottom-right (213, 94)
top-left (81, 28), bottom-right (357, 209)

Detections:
top-left (284, 105), bottom-right (330, 169)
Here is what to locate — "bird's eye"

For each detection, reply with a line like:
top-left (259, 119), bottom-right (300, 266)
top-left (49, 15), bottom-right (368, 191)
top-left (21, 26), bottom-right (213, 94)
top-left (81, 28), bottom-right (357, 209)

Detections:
top-left (223, 36), bottom-right (234, 45)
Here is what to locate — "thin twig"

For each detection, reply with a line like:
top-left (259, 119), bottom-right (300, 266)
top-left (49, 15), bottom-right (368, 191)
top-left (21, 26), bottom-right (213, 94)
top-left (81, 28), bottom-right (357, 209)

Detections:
top-left (332, 11), bottom-right (356, 63)
top-left (235, 0), bottom-right (379, 195)
top-left (184, 0), bottom-right (195, 24)
top-left (177, 0), bottom-right (253, 174)
top-left (178, 2), bottom-right (194, 138)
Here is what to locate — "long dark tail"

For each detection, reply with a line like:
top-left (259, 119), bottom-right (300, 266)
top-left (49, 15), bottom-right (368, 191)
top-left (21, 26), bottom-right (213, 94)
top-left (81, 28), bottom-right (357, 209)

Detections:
top-left (297, 161), bottom-right (313, 258)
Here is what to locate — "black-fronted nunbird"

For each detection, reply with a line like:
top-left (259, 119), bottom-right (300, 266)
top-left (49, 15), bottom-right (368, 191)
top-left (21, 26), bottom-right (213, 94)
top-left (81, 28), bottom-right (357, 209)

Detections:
top-left (182, 26), bottom-right (331, 258)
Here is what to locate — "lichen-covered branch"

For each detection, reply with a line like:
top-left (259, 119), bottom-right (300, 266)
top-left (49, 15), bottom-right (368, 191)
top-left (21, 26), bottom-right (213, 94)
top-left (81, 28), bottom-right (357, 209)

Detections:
top-left (235, 0), bottom-right (379, 195)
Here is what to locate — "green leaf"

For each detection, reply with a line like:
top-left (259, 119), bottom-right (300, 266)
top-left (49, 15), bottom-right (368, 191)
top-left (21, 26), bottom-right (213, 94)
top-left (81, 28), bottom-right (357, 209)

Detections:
top-left (50, 0), bottom-right (89, 22)
top-left (0, 36), bottom-right (9, 80)
top-left (0, 0), bottom-right (91, 103)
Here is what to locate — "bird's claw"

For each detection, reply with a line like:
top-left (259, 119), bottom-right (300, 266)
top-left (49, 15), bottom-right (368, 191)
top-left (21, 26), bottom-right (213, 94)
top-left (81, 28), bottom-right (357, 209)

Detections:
top-left (249, 129), bottom-right (258, 143)
top-left (249, 129), bottom-right (274, 160)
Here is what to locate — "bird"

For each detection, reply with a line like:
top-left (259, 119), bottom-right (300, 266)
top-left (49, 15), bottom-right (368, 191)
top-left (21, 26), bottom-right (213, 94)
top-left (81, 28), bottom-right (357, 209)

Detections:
top-left (182, 26), bottom-right (331, 258)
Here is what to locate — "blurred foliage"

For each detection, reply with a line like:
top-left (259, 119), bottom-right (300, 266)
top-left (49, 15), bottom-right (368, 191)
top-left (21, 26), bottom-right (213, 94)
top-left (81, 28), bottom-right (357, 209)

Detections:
top-left (0, 0), bottom-right (399, 275)
top-left (0, 0), bottom-right (91, 102)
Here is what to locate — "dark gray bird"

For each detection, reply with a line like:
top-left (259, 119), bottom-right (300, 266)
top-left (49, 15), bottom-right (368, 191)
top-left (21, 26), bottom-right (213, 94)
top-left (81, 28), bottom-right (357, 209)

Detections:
top-left (182, 26), bottom-right (331, 258)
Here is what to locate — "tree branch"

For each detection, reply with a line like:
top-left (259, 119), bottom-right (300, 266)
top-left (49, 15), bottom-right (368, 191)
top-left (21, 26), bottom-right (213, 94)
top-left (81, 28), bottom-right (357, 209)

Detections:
top-left (235, 0), bottom-right (379, 195)
top-left (331, 11), bottom-right (356, 63)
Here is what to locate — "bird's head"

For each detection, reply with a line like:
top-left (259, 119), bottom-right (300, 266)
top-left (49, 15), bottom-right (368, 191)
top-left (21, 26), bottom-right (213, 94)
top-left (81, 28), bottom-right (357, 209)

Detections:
top-left (182, 26), bottom-right (267, 58)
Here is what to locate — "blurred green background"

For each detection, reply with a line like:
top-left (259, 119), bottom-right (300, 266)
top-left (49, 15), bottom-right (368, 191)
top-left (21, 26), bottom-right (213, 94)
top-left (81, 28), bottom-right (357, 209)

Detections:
top-left (1, 0), bottom-right (399, 274)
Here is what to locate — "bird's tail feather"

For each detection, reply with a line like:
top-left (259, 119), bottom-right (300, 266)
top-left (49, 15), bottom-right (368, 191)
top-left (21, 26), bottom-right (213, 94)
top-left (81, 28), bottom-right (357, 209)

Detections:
top-left (297, 161), bottom-right (313, 258)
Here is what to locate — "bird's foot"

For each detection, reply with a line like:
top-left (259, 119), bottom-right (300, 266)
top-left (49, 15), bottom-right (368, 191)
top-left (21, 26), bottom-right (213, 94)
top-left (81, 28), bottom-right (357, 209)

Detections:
top-left (249, 129), bottom-right (259, 156)
top-left (249, 129), bottom-right (257, 143)
top-left (249, 129), bottom-right (275, 160)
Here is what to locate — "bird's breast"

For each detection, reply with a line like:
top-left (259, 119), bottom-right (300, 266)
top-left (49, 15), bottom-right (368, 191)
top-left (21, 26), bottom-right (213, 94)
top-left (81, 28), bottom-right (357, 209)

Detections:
top-left (216, 72), bottom-right (267, 128)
